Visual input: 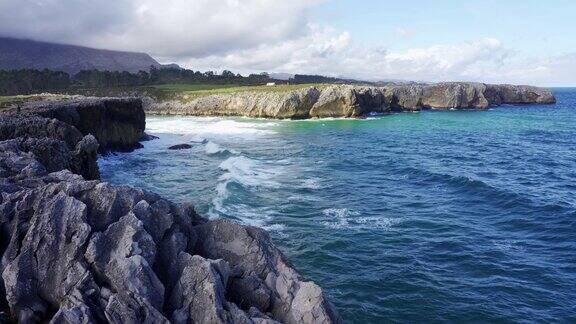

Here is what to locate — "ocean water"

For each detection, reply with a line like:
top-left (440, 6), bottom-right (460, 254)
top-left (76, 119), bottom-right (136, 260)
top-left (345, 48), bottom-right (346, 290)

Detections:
top-left (100, 89), bottom-right (576, 323)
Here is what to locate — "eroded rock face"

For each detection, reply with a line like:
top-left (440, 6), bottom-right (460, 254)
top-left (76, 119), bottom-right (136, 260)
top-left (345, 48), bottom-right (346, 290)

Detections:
top-left (421, 82), bottom-right (489, 109)
top-left (145, 83), bottom-right (555, 118)
top-left (194, 220), bottom-right (341, 324)
top-left (486, 84), bottom-right (556, 105)
top-left (148, 87), bottom-right (321, 119)
top-left (12, 97), bottom-right (146, 153)
top-left (168, 144), bottom-right (192, 150)
top-left (0, 99), bottom-right (341, 323)
top-left (0, 145), bottom-right (341, 323)
top-left (0, 97), bottom-right (145, 180)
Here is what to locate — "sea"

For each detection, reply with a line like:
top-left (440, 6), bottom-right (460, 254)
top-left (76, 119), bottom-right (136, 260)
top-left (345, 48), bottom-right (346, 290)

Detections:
top-left (99, 88), bottom-right (576, 323)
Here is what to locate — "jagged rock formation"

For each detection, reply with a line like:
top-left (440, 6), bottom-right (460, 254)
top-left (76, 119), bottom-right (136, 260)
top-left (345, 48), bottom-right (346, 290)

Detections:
top-left (0, 99), bottom-right (341, 323)
top-left (145, 82), bottom-right (556, 119)
top-left (11, 97), bottom-right (146, 153)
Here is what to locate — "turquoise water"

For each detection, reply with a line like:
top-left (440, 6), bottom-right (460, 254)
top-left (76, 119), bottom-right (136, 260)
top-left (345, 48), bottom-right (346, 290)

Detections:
top-left (100, 89), bottom-right (576, 323)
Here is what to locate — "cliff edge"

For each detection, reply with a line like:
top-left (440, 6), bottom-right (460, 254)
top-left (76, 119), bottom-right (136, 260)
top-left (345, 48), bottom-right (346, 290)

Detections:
top-left (145, 82), bottom-right (555, 119)
top-left (0, 98), bottom-right (341, 323)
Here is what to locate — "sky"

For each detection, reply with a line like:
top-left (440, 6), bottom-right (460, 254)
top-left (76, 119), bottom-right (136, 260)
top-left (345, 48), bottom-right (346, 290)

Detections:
top-left (0, 0), bottom-right (574, 86)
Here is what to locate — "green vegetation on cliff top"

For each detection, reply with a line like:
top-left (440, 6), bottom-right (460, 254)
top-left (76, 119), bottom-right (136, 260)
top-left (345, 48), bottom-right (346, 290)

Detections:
top-left (0, 83), bottom-right (330, 109)
top-left (150, 83), bottom-right (328, 102)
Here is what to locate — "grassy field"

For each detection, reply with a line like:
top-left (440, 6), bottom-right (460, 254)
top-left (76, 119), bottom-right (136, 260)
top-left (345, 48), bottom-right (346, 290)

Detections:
top-left (0, 83), bottom-right (330, 108)
top-left (148, 83), bottom-right (328, 102)
top-left (0, 94), bottom-right (74, 111)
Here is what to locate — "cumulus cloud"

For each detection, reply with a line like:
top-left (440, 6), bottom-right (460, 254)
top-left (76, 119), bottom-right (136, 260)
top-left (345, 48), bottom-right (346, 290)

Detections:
top-left (0, 0), bottom-right (323, 57)
top-left (182, 28), bottom-right (510, 82)
top-left (0, 0), bottom-right (573, 85)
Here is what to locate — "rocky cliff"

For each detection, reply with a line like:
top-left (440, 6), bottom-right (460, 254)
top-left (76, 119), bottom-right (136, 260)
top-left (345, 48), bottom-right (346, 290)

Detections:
top-left (145, 82), bottom-right (555, 119)
top-left (0, 98), bottom-right (341, 323)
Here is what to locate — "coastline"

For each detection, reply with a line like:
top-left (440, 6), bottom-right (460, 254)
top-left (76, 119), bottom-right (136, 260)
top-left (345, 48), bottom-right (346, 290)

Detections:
top-left (0, 98), bottom-right (341, 323)
top-left (144, 82), bottom-right (555, 119)
top-left (0, 84), bottom-right (558, 322)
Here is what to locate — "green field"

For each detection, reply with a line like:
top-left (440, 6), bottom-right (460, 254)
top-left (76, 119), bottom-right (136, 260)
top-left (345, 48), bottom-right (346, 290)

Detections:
top-left (149, 83), bottom-right (328, 102)
top-left (0, 83), bottom-right (330, 108)
top-left (0, 94), bottom-right (70, 111)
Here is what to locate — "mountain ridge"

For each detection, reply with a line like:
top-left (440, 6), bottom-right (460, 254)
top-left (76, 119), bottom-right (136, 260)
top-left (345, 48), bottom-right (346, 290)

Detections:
top-left (0, 37), bottom-right (162, 74)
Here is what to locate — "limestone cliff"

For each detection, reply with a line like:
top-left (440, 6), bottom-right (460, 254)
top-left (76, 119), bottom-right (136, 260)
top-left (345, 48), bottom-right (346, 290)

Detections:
top-left (13, 97), bottom-right (146, 152)
top-left (145, 82), bottom-right (555, 119)
top-left (0, 99), bottom-right (342, 324)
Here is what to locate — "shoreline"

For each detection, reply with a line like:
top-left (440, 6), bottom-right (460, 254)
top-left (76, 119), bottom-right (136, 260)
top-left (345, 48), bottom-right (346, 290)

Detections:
top-left (0, 98), bottom-right (342, 323)
top-left (0, 83), bottom-right (559, 322)
top-left (143, 82), bottom-right (555, 119)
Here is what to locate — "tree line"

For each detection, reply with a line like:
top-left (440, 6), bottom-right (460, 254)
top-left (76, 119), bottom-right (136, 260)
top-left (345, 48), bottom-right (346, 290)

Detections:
top-left (0, 66), bottom-right (277, 96)
top-left (0, 66), bottom-right (353, 96)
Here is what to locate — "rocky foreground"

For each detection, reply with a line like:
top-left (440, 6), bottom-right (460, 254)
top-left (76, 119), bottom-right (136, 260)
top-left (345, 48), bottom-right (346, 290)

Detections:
top-left (145, 82), bottom-right (556, 119)
top-left (0, 98), bottom-right (341, 323)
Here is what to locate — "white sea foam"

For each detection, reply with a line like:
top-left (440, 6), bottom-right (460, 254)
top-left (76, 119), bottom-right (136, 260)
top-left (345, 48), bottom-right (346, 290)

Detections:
top-left (208, 155), bottom-right (284, 232)
top-left (321, 208), bottom-right (359, 229)
top-left (146, 117), bottom-right (277, 139)
top-left (322, 208), bottom-right (401, 230)
top-left (205, 141), bottom-right (237, 155)
top-left (218, 156), bottom-right (282, 188)
top-left (301, 178), bottom-right (322, 189)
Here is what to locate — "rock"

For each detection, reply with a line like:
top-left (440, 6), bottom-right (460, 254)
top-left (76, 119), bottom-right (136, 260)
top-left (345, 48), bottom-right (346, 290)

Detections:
top-left (71, 135), bottom-right (100, 180)
top-left (421, 82), bottom-right (489, 109)
top-left (0, 116), bottom-right (83, 149)
top-left (18, 97), bottom-right (146, 153)
top-left (194, 219), bottom-right (342, 324)
top-left (144, 82), bottom-right (555, 118)
top-left (147, 87), bottom-right (321, 119)
top-left (167, 253), bottom-right (231, 323)
top-left (310, 86), bottom-right (358, 118)
top-left (486, 84), bottom-right (556, 105)
top-left (2, 190), bottom-right (92, 322)
top-left (0, 97), bottom-right (146, 182)
top-left (141, 133), bottom-right (159, 141)
top-left (0, 128), bottom-right (342, 323)
top-left (387, 85), bottom-right (423, 111)
top-left (0, 135), bottom-right (99, 180)
top-left (168, 144), bottom-right (192, 150)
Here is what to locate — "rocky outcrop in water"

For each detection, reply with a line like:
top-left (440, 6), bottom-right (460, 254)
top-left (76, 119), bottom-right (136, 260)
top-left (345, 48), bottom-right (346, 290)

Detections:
top-left (0, 99), bottom-right (341, 323)
top-left (145, 82), bottom-right (555, 119)
top-left (168, 144), bottom-right (192, 150)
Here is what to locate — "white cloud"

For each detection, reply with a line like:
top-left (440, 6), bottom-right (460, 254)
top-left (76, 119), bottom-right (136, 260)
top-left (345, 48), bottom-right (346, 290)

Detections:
top-left (180, 26), bottom-right (575, 86)
top-left (180, 28), bottom-right (510, 81)
top-left (0, 0), bottom-right (325, 57)
top-left (0, 0), bottom-right (573, 85)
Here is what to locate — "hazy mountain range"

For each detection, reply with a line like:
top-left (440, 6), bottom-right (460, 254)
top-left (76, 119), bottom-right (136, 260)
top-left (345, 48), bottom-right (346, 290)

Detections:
top-left (0, 37), bottom-right (161, 74)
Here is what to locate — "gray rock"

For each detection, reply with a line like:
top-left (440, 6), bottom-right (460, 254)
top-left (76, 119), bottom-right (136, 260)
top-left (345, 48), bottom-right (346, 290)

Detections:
top-left (168, 144), bottom-right (192, 150)
top-left (0, 97), bottom-right (342, 323)
top-left (0, 141), bottom-right (338, 323)
top-left (194, 219), bottom-right (342, 324)
top-left (486, 84), bottom-right (556, 105)
top-left (19, 97), bottom-right (146, 153)
top-left (0, 116), bottom-right (83, 149)
top-left (145, 82), bottom-right (555, 118)
top-left (168, 253), bottom-right (231, 323)
top-left (421, 82), bottom-right (489, 109)
top-left (2, 190), bottom-right (91, 322)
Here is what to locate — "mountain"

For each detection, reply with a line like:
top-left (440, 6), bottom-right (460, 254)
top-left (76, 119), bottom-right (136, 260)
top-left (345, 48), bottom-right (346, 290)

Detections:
top-left (0, 37), bottom-right (161, 74)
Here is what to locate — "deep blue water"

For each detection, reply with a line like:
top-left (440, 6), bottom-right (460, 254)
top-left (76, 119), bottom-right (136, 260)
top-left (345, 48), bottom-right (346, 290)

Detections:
top-left (100, 89), bottom-right (576, 323)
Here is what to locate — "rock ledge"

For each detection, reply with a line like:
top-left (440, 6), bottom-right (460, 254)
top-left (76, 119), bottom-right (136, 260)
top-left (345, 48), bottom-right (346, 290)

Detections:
top-left (0, 99), bottom-right (341, 323)
top-left (145, 82), bottom-right (556, 119)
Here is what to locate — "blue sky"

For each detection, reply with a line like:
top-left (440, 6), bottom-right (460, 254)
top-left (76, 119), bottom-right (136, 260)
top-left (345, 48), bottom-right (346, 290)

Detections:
top-left (1, 0), bottom-right (574, 85)
top-left (314, 0), bottom-right (575, 56)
